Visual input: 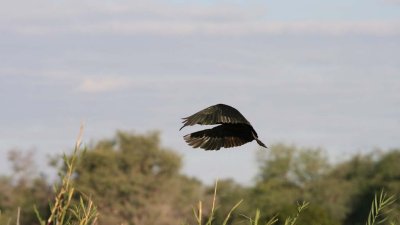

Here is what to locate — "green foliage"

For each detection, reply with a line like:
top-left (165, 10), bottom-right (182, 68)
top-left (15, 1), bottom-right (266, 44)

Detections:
top-left (247, 209), bottom-right (278, 225)
top-left (1, 130), bottom-right (400, 225)
top-left (191, 180), bottom-right (243, 225)
top-left (375, 151), bottom-right (400, 181)
top-left (71, 130), bottom-right (202, 225)
top-left (205, 179), bottom-right (250, 225)
top-left (256, 143), bottom-right (329, 185)
top-left (244, 145), bottom-right (400, 225)
top-left (366, 190), bottom-right (396, 225)
top-left (283, 201), bottom-right (309, 225)
top-left (0, 150), bottom-right (51, 225)
top-left (250, 144), bottom-right (329, 224)
top-left (193, 182), bottom-right (310, 225)
top-left (36, 125), bottom-right (98, 225)
top-left (70, 196), bottom-right (98, 225)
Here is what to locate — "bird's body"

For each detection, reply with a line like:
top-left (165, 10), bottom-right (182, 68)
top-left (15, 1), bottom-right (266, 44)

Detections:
top-left (180, 104), bottom-right (267, 150)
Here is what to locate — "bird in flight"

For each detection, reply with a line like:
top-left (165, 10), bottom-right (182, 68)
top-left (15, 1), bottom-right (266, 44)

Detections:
top-left (180, 104), bottom-right (267, 150)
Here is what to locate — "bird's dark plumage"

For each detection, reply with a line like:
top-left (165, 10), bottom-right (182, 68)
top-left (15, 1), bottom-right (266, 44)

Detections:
top-left (180, 104), bottom-right (267, 150)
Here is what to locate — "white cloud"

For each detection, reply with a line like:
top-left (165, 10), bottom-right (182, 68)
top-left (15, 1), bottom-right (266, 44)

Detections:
top-left (2, 0), bottom-right (399, 37)
top-left (382, 0), bottom-right (400, 4)
top-left (11, 20), bottom-right (400, 37)
top-left (78, 77), bottom-right (132, 93)
top-left (0, 0), bottom-right (261, 22)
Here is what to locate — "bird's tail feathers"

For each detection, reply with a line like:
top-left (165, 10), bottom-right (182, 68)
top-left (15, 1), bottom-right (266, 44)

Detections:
top-left (252, 132), bottom-right (267, 148)
top-left (255, 138), bottom-right (267, 148)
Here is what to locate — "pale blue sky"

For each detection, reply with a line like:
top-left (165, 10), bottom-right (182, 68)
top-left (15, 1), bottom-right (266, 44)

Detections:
top-left (266, 0), bottom-right (400, 21)
top-left (0, 0), bottom-right (399, 184)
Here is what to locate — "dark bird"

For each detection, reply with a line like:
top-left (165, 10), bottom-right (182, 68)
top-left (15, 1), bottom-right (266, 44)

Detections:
top-left (180, 104), bottom-right (267, 150)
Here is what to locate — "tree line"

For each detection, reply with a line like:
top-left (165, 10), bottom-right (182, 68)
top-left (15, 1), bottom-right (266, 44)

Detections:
top-left (0, 131), bottom-right (399, 225)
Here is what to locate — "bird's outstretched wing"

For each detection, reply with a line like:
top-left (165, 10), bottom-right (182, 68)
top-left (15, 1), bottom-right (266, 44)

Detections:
top-left (183, 124), bottom-right (253, 150)
top-left (180, 104), bottom-right (250, 130)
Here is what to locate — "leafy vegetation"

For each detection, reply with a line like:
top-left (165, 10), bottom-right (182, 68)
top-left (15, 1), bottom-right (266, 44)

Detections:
top-left (0, 130), bottom-right (399, 225)
top-left (35, 125), bottom-right (98, 225)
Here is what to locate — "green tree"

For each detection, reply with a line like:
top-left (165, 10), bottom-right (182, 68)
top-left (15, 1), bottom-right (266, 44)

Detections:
top-left (0, 149), bottom-right (51, 225)
top-left (339, 150), bottom-right (400, 225)
top-left (71, 131), bottom-right (202, 225)
top-left (202, 179), bottom-right (251, 225)
top-left (251, 143), bottom-right (335, 225)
